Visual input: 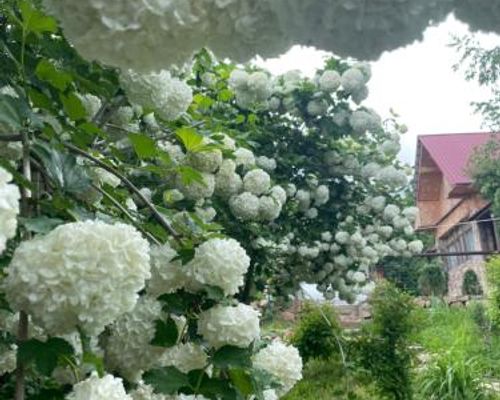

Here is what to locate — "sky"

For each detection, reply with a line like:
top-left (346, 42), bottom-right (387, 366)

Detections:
top-left (256, 14), bottom-right (499, 166)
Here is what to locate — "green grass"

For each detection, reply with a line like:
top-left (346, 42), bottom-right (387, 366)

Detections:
top-left (282, 358), bottom-right (379, 400)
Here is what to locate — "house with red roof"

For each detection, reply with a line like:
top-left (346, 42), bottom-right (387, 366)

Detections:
top-left (415, 132), bottom-right (499, 298)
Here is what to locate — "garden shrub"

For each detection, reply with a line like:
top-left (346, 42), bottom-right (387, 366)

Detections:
top-left (486, 257), bottom-right (500, 328)
top-left (417, 262), bottom-right (447, 297)
top-left (352, 281), bottom-right (415, 400)
top-left (462, 270), bottom-right (483, 296)
top-left (290, 302), bottom-right (342, 363)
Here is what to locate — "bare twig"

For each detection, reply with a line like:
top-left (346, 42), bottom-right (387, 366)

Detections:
top-left (62, 142), bottom-right (181, 243)
top-left (92, 183), bottom-right (161, 245)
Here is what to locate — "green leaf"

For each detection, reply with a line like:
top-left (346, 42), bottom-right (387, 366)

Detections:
top-left (128, 133), bottom-right (157, 159)
top-left (229, 369), bottom-right (254, 396)
top-left (35, 60), bottom-right (73, 92)
top-left (20, 0), bottom-right (57, 35)
top-left (177, 165), bottom-right (204, 186)
top-left (143, 367), bottom-right (190, 395)
top-left (18, 338), bottom-right (74, 376)
top-left (198, 376), bottom-right (240, 400)
top-left (31, 141), bottom-right (92, 194)
top-left (212, 346), bottom-right (252, 369)
top-left (82, 352), bottom-right (105, 377)
top-left (0, 94), bottom-right (26, 131)
top-left (151, 318), bottom-right (179, 348)
top-left (218, 89), bottom-right (234, 102)
top-left (61, 92), bottom-right (87, 121)
top-left (204, 286), bottom-right (225, 301)
top-left (158, 291), bottom-right (193, 315)
top-left (176, 127), bottom-right (203, 151)
top-left (19, 216), bottom-right (64, 234)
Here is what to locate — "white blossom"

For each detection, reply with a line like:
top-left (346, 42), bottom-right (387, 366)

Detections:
top-left (130, 382), bottom-right (168, 400)
top-left (307, 99), bottom-right (328, 116)
top-left (349, 109), bottom-right (382, 134)
top-left (147, 244), bottom-right (187, 298)
top-left (105, 297), bottom-right (167, 382)
top-left (321, 231), bottom-right (333, 242)
top-left (188, 146), bottom-right (223, 173)
top-left (3, 221), bottom-right (150, 335)
top-left (402, 206), bottom-right (419, 223)
top-left (341, 68), bottom-right (365, 93)
top-left (66, 373), bottom-right (131, 400)
top-left (314, 185), bottom-right (330, 206)
top-left (177, 172), bottom-right (215, 201)
top-left (361, 162), bottom-right (380, 178)
top-left (335, 231), bottom-right (350, 245)
top-left (230, 192), bottom-right (260, 220)
top-left (198, 303), bottom-right (260, 349)
top-left (408, 240), bottom-right (424, 254)
top-left (286, 183), bottom-right (297, 197)
top-left (92, 167), bottom-right (121, 188)
top-left (0, 344), bottom-right (17, 375)
top-left (78, 93), bottom-right (102, 119)
top-left (186, 238), bottom-right (250, 296)
top-left (0, 167), bottom-right (20, 254)
top-left (234, 148), bottom-right (256, 168)
top-left (383, 204), bottom-right (400, 221)
top-left (259, 196), bottom-right (282, 221)
top-left (195, 206), bottom-right (217, 222)
top-left (243, 169), bottom-right (271, 195)
top-left (256, 156), bottom-right (277, 172)
top-left (270, 185), bottom-right (287, 206)
top-left (380, 140), bottom-right (401, 156)
top-left (120, 70), bottom-right (192, 121)
top-left (376, 166), bottom-right (408, 187)
top-left (318, 70), bottom-right (341, 92)
top-left (305, 207), bottom-right (318, 219)
top-left (159, 343), bottom-right (208, 373)
top-left (295, 189), bottom-right (311, 211)
top-left (252, 340), bottom-right (303, 395)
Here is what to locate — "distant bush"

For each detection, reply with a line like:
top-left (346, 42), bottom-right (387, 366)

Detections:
top-left (290, 302), bottom-right (342, 363)
top-left (486, 257), bottom-right (500, 327)
top-left (463, 269), bottom-right (483, 296)
top-left (352, 281), bottom-right (415, 400)
top-left (418, 263), bottom-right (447, 297)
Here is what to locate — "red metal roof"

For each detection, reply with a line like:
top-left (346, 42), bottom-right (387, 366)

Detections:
top-left (417, 132), bottom-right (498, 186)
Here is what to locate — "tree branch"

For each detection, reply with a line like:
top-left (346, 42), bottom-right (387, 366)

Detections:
top-left (62, 142), bottom-right (182, 243)
top-left (0, 134), bottom-right (22, 141)
top-left (92, 183), bottom-right (161, 246)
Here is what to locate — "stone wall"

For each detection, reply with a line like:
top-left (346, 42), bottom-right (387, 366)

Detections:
top-left (447, 260), bottom-right (488, 298)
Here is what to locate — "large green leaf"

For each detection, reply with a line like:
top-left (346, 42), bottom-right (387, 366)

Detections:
top-left (31, 141), bottom-right (91, 194)
top-left (151, 318), bottom-right (179, 348)
top-left (60, 92), bottom-right (87, 121)
top-left (0, 94), bottom-right (27, 131)
top-left (35, 60), bottom-right (72, 92)
top-left (18, 338), bottom-right (74, 376)
top-left (128, 133), bottom-right (157, 159)
top-left (229, 369), bottom-right (254, 396)
top-left (20, 0), bottom-right (58, 35)
top-left (19, 216), bottom-right (64, 234)
top-left (176, 127), bottom-right (203, 152)
top-left (143, 367), bottom-right (190, 395)
top-left (212, 346), bottom-right (252, 369)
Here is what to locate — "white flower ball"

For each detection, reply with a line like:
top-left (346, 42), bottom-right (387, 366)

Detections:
top-left (78, 93), bottom-right (102, 119)
top-left (286, 183), bottom-right (297, 197)
top-left (319, 70), bottom-right (341, 92)
top-left (159, 343), bottom-right (207, 374)
top-left (305, 207), bottom-right (318, 219)
top-left (130, 382), bottom-right (167, 400)
top-left (3, 221), bottom-right (150, 335)
top-left (321, 231), bottom-right (333, 242)
top-left (402, 206), bottom-right (419, 223)
top-left (351, 86), bottom-right (369, 104)
top-left (270, 185), bottom-right (287, 206)
top-left (147, 244), bottom-right (187, 298)
top-left (295, 189), bottom-right (311, 211)
top-left (307, 99), bottom-right (328, 116)
top-left (105, 297), bottom-right (167, 382)
top-left (188, 147), bottom-right (223, 173)
top-left (256, 156), bottom-right (277, 172)
top-left (380, 140), bottom-right (401, 156)
top-left (195, 206), bottom-right (217, 223)
top-left (120, 70), bottom-right (192, 121)
top-left (252, 340), bottom-right (303, 395)
top-left (177, 172), bottom-right (215, 201)
top-left (0, 167), bottom-right (20, 254)
top-left (378, 225), bottom-right (394, 238)
top-left (383, 204), bottom-right (400, 220)
top-left (335, 231), bottom-right (350, 245)
top-left (262, 389), bottom-right (279, 400)
top-left (215, 171), bottom-right (243, 198)
top-left (198, 303), bottom-right (260, 349)
top-left (243, 169), bottom-right (271, 195)
top-left (229, 192), bottom-right (260, 221)
top-left (369, 196), bottom-right (386, 211)
top-left (228, 70), bottom-right (249, 89)
top-left (392, 216), bottom-right (410, 229)
top-left (186, 238), bottom-right (250, 296)
top-left (259, 196), bottom-right (282, 221)
top-left (92, 167), bottom-right (121, 188)
top-left (408, 240), bottom-right (424, 254)
top-left (314, 185), bottom-right (330, 206)
top-left (361, 162), bottom-right (380, 178)
top-left (112, 106), bottom-right (135, 127)
top-left (349, 109), bottom-right (382, 135)
top-left (268, 96), bottom-right (281, 110)
top-left (376, 166), bottom-right (408, 187)
top-left (158, 141), bottom-right (186, 165)
top-left (234, 148), bottom-right (256, 168)
top-left (66, 373), bottom-right (131, 400)
top-left (0, 344), bottom-right (17, 375)
top-left (341, 68), bottom-right (366, 94)
top-left (352, 271), bottom-right (367, 283)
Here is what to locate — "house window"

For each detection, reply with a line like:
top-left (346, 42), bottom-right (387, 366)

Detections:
top-left (478, 210), bottom-right (499, 252)
top-left (441, 224), bottom-right (476, 269)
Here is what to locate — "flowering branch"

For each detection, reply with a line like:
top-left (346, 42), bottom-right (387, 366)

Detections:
top-left (91, 183), bottom-right (161, 245)
top-left (62, 142), bottom-right (182, 243)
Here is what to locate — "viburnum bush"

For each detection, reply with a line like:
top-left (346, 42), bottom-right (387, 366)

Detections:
top-left (0, 1), bottom-right (429, 399)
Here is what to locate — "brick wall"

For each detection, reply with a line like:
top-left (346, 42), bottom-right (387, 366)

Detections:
top-left (447, 260), bottom-right (487, 298)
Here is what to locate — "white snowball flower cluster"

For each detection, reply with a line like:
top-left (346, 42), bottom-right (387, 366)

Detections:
top-left (186, 238), bottom-right (250, 296)
top-left (130, 383), bottom-right (168, 400)
top-left (229, 192), bottom-right (260, 220)
top-left (408, 240), bottom-right (424, 254)
top-left (0, 344), bottom-right (17, 375)
top-left (234, 148), bottom-right (256, 169)
top-left (252, 340), bottom-right (303, 395)
top-left (3, 220), bottom-right (150, 335)
top-left (376, 165), bottom-right (408, 187)
top-left (314, 185), bottom-right (330, 206)
top-left (120, 70), bottom-right (192, 121)
top-left (402, 206), bottom-right (419, 223)
top-left (66, 373), bottom-right (131, 400)
top-left (229, 70), bottom-right (272, 109)
top-left (92, 167), bottom-right (121, 188)
top-left (256, 156), bottom-right (277, 171)
top-left (187, 139), bottom-right (223, 173)
top-left (105, 297), bottom-right (167, 382)
top-left (361, 162), bottom-right (380, 179)
top-left (177, 172), bottom-right (215, 201)
top-left (215, 160), bottom-right (243, 198)
top-left (307, 99), bottom-right (328, 116)
top-left (77, 93), bottom-right (102, 119)
top-left (198, 303), bottom-right (260, 349)
top-left (318, 70), bottom-right (341, 92)
top-left (159, 343), bottom-right (208, 373)
top-left (349, 109), bottom-right (382, 135)
top-left (380, 139), bottom-right (401, 156)
top-left (243, 169), bottom-right (271, 195)
top-left (340, 68), bottom-right (365, 94)
top-left (0, 167), bottom-right (20, 254)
